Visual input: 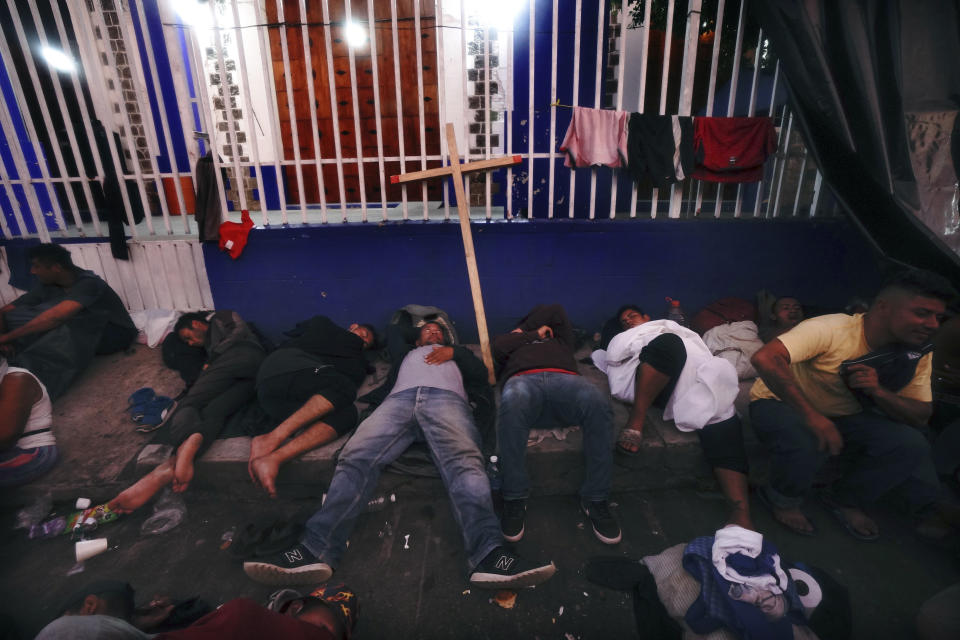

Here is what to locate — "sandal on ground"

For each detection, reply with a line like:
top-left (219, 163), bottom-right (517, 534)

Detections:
top-left (817, 491), bottom-right (879, 542)
top-left (615, 428), bottom-right (644, 457)
top-left (128, 387), bottom-right (157, 407)
top-left (754, 486), bottom-right (817, 537)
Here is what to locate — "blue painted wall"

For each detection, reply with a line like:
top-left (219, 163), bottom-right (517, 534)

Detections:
top-left (203, 218), bottom-right (883, 342)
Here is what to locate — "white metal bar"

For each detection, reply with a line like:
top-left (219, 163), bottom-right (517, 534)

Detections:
top-left (276, 0), bottom-right (309, 222)
top-left (547, 0), bottom-right (559, 219)
top-left (669, 0), bottom-right (703, 219)
top-left (610, 2), bottom-right (628, 219)
top-left (810, 169), bottom-right (823, 216)
top-left (734, 26), bottom-right (764, 218)
top-left (88, 2), bottom-right (158, 235)
top-left (458, 0), bottom-right (470, 218)
top-left (208, 3), bottom-right (248, 218)
top-left (0, 16), bottom-right (70, 235)
top-left (130, 0), bottom-right (191, 234)
top-left (753, 59), bottom-right (780, 217)
top-left (567, 0), bottom-right (582, 219)
top-left (791, 147), bottom-right (808, 217)
top-left (484, 25), bottom-right (492, 221)
top-left (251, 0), bottom-right (288, 224)
top-left (763, 104), bottom-right (789, 218)
top-left (228, 0), bottom-right (269, 227)
top-left (412, 0), bottom-right (428, 219)
top-left (712, 0), bottom-right (746, 217)
top-left (527, 0), bottom-right (535, 218)
top-left (24, 0), bottom-right (102, 236)
top-left (704, 0), bottom-right (725, 118)
top-left (320, 0), bottom-right (348, 222)
top-left (650, 0), bottom-right (677, 219)
top-left (114, 1), bottom-right (176, 234)
top-left (0, 94), bottom-right (52, 241)
top-left (630, 0), bottom-right (652, 218)
top-left (367, 0), bottom-right (389, 221)
top-left (0, 142), bottom-right (33, 238)
top-left (588, 0), bottom-right (604, 220)
top-left (504, 17), bottom-right (514, 218)
top-left (183, 17), bottom-right (230, 227)
top-left (297, 0), bottom-right (328, 223)
top-left (770, 110), bottom-right (793, 217)
top-left (51, 1), bottom-right (111, 235)
top-left (344, 0), bottom-right (369, 221)
top-left (390, 0), bottom-right (408, 220)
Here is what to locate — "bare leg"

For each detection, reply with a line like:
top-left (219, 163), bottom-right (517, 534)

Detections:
top-left (248, 395), bottom-right (334, 480)
top-left (250, 422), bottom-right (339, 498)
top-left (713, 468), bottom-right (754, 530)
top-left (108, 459), bottom-right (175, 513)
top-left (770, 506), bottom-right (816, 535)
top-left (172, 433), bottom-right (204, 493)
top-left (620, 364), bottom-right (671, 453)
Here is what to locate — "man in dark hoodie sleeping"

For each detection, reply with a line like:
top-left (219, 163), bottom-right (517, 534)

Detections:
top-left (493, 303), bottom-right (620, 545)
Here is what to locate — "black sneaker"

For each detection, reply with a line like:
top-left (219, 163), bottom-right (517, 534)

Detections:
top-left (500, 499), bottom-right (526, 542)
top-left (581, 500), bottom-right (622, 544)
top-left (243, 543), bottom-right (333, 585)
top-left (469, 547), bottom-right (557, 588)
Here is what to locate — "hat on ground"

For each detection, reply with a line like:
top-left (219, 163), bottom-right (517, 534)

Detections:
top-left (267, 582), bottom-right (358, 638)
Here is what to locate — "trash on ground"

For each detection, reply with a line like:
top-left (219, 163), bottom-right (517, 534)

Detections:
top-left (16, 493), bottom-right (53, 530)
top-left (75, 497), bottom-right (91, 510)
top-left (141, 489), bottom-right (186, 536)
top-left (403, 534), bottom-right (410, 549)
top-left (462, 589), bottom-right (471, 595)
top-left (493, 590), bottom-right (516, 609)
top-left (75, 538), bottom-right (108, 562)
top-left (558, 606), bottom-right (564, 616)
top-left (66, 562), bottom-right (85, 576)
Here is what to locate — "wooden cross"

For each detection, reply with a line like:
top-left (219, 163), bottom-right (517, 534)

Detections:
top-left (391, 123), bottom-right (521, 384)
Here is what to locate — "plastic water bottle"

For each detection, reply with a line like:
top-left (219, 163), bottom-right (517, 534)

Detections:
top-left (665, 298), bottom-right (687, 326)
top-left (487, 455), bottom-right (501, 492)
top-left (141, 488), bottom-right (186, 536)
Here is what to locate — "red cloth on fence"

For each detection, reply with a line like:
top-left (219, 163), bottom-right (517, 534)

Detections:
top-left (692, 117), bottom-right (777, 183)
top-left (218, 209), bottom-right (254, 259)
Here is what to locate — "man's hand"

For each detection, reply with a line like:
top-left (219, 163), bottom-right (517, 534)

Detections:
top-left (535, 325), bottom-right (554, 340)
top-left (844, 363), bottom-right (882, 396)
top-left (424, 346), bottom-right (454, 365)
top-left (806, 413), bottom-right (843, 455)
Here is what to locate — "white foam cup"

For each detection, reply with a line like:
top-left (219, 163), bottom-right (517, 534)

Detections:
top-left (75, 538), bottom-right (108, 562)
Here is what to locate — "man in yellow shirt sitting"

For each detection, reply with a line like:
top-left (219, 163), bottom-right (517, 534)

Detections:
top-left (750, 268), bottom-right (956, 541)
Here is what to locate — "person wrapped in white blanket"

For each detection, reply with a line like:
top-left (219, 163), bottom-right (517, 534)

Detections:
top-left (592, 305), bottom-right (753, 529)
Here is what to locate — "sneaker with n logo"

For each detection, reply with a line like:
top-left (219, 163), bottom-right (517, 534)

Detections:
top-left (469, 546), bottom-right (556, 589)
top-left (243, 543), bottom-right (333, 586)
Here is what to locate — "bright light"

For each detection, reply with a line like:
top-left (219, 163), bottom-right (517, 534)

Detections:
top-left (466, 0), bottom-right (521, 32)
top-left (171, 0), bottom-right (212, 30)
top-left (40, 46), bottom-right (76, 72)
top-left (344, 21), bottom-right (367, 48)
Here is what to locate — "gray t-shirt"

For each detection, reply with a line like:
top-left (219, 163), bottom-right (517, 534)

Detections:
top-left (35, 615), bottom-right (153, 639)
top-left (390, 345), bottom-right (467, 400)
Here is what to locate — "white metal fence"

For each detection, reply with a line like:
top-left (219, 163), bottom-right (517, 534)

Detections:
top-left (0, 0), bottom-right (832, 241)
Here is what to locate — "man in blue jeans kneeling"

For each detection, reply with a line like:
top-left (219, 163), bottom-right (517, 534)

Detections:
top-left (494, 304), bottom-right (620, 545)
top-left (244, 321), bottom-right (556, 589)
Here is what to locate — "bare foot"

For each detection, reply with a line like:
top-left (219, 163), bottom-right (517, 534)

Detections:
top-left (248, 433), bottom-right (279, 482)
top-left (772, 506), bottom-right (816, 535)
top-left (172, 433), bottom-right (203, 493)
top-left (249, 455), bottom-right (281, 498)
top-left (833, 505), bottom-right (879, 539)
top-left (108, 461), bottom-right (175, 513)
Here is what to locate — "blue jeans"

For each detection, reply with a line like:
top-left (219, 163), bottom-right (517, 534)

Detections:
top-left (750, 399), bottom-right (941, 515)
top-left (302, 387), bottom-right (502, 570)
top-left (497, 372), bottom-right (613, 502)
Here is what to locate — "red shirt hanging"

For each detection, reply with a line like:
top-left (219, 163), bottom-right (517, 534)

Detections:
top-left (692, 117), bottom-right (777, 183)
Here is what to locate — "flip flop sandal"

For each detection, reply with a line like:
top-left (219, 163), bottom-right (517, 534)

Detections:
top-left (615, 428), bottom-right (644, 457)
top-left (128, 387), bottom-right (157, 407)
top-left (134, 399), bottom-right (177, 434)
top-left (817, 491), bottom-right (879, 542)
top-left (754, 485), bottom-right (817, 537)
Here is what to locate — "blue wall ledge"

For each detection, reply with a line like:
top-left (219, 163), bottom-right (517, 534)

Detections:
top-left (201, 217), bottom-right (883, 342)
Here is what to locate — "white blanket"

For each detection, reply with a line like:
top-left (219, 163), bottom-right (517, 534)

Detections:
top-left (702, 320), bottom-right (764, 380)
top-left (592, 320), bottom-right (738, 431)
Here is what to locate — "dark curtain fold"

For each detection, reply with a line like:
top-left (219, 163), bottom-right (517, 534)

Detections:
top-left (752, 0), bottom-right (960, 281)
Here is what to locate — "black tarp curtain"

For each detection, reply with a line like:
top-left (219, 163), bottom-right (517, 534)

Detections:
top-left (751, 0), bottom-right (960, 283)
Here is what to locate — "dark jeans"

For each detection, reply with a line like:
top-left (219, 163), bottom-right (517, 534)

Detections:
top-left (749, 399), bottom-right (940, 515)
top-left (160, 344), bottom-right (265, 454)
